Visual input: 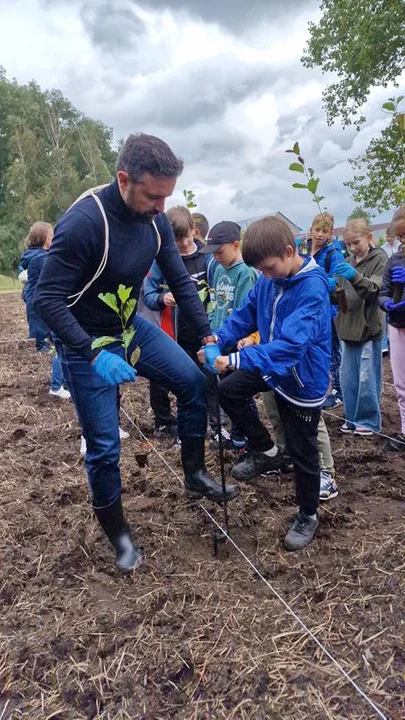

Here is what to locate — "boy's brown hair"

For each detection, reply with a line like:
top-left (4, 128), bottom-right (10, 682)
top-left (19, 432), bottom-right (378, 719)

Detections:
top-left (166, 205), bottom-right (194, 240)
top-left (311, 212), bottom-right (334, 230)
top-left (242, 216), bottom-right (295, 266)
top-left (24, 222), bottom-right (53, 248)
top-left (392, 206), bottom-right (405, 223)
top-left (191, 212), bottom-right (209, 240)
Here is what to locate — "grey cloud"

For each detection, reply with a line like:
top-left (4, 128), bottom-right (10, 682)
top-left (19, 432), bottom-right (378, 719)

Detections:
top-left (142, 0), bottom-right (317, 32)
top-left (79, 1), bottom-right (145, 52)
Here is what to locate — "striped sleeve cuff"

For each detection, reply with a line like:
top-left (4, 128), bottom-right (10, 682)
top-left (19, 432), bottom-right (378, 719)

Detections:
top-left (228, 351), bottom-right (241, 370)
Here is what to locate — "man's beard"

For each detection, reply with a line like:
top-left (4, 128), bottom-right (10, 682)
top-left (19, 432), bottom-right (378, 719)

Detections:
top-left (125, 186), bottom-right (156, 223)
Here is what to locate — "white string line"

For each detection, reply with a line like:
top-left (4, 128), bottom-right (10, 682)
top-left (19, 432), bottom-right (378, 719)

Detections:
top-left (120, 406), bottom-right (388, 720)
top-left (322, 408), bottom-right (405, 446)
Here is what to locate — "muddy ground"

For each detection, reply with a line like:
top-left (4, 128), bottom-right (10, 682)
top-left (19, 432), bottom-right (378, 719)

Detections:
top-left (0, 292), bottom-right (404, 719)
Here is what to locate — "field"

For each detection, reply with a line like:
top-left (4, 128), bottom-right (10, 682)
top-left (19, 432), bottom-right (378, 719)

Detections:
top-left (0, 292), bottom-right (404, 720)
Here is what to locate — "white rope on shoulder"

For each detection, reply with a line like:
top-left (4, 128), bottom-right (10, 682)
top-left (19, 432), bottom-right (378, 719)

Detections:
top-left (65, 185), bottom-right (162, 308)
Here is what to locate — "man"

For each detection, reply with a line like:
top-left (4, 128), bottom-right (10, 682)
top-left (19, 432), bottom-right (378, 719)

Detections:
top-left (34, 133), bottom-right (238, 573)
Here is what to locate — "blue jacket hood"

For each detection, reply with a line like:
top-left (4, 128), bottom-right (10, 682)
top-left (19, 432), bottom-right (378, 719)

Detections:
top-left (20, 248), bottom-right (47, 269)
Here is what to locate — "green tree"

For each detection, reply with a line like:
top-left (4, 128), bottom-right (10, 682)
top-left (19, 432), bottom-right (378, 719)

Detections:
top-left (0, 68), bottom-right (117, 272)
top-left (302, 0), bottom-right (405, 127)
top-left (346, 207), bottom-right (371, 222)
top-left (344, 97), bottom-right (405, 212)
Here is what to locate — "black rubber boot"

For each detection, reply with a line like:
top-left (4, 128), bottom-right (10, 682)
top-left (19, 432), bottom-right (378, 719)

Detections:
top-left (181, 437), bottom-right (239, 504)
top-left (93, 496), bottom-right (144, 572)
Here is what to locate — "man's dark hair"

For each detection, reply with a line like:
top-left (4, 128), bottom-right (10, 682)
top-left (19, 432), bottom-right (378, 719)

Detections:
top-left (191, 212), bottom-right (209, 240)
top-left (242, 216), bottom-right (296, 266)
top-left (117, 133), bottom-right (183, 182)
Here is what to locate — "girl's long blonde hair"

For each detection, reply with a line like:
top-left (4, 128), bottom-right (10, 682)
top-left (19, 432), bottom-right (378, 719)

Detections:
top-left (343, 218), bottom-right (375, 246)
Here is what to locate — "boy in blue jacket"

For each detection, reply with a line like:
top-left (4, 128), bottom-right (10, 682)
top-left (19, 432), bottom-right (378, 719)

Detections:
top-left (203, 216), bottom-right (331, 551)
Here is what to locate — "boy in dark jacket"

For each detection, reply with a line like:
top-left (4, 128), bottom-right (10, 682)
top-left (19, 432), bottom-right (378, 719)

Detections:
top-left (202, 216), bottom-right (331, 551)
top-left (144, 205), bottom-right (216, 437)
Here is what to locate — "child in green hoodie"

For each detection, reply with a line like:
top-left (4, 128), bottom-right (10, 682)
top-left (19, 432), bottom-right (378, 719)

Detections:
top-left (200, 221), bottom-right (257, 447)
top-left (334, 218), bottom-right (387, 436)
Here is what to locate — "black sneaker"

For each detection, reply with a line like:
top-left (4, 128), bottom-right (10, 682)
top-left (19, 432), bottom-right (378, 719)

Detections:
top-left (209, 427), bottom-right (233, 450)
top-left (231, 446), bottom-right (284, 481)
top-left (284, 511), bottom-right (319, 551)
top-left (153, 423), bottom-right (178, 439)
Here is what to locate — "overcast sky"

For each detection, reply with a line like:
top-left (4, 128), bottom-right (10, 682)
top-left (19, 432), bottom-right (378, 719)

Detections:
top-left (1, 0), bottom-right (404, 230)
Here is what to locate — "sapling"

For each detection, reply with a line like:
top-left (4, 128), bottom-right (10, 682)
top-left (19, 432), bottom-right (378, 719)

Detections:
top-left (91, 284), bottom-right (140, 365)
top-left (286, 142), bottom-right (348, 312)
top-left (183, 189), bottom-right (197, 209)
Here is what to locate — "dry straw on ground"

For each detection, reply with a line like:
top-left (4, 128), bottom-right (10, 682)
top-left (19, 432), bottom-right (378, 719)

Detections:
top-left (0, 294), bottom-right (404, 719)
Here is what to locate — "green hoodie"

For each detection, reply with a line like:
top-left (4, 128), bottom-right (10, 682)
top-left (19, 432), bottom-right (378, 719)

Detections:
top-left (209, 259), bottom-right (257, 331)
top-left (334, 247), bottom-right (387, 343)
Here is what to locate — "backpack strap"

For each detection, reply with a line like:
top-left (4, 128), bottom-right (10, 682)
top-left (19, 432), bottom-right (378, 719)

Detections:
top-left (67, 186), bottom-right (161, 308)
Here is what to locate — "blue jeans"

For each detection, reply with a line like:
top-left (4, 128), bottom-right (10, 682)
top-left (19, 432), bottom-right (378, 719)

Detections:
top-left (60, 314), bottom-right (208, 507)
top-left (50, 354), bottom-right (64, 391)
top-left (340, 339), bottom-right (382, 431)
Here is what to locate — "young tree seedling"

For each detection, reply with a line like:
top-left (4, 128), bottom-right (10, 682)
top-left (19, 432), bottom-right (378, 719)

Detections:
top-left (91, 284), bottom-right (140, 365)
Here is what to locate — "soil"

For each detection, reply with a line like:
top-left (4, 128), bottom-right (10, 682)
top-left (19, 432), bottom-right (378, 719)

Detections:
top-left (0, 292), bottom-right (404, 720)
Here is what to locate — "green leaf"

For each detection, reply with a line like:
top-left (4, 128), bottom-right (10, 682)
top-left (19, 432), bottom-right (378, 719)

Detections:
top-left (183, 189), bottom-right (187, 198)
top-left (98, 292), bottom-right (119, 314)
top-left (289, 163), bottom-right (305, 173)
top-left (308, 177), bottom-right (320, 194)
top-left (123, 298), bottom-right (137, 324)
top-left (293, 141), bottom-right (300, 155)
top-left (117, 284), bottom-right (132, 305)
top-left (308, 167), bottom-right (315, 177)
top-left (130, 346), bottom-right (141, 366)
top-left (285, 149), bottom-right (296, 154)
top-left (292, 182), bottom-right (308, 189)
top-left (382, 101), bottom-right (396, 112)
top-left (396, 95), bottom-right (404, 105)
top-left (122, 326), bottom-right (135, 349)
top-left (91, 335), bottom-right (119, 349)
top-left (198, 287), bottom-right (208, 303)
top-left (206, 301), bottom-right (217, 314)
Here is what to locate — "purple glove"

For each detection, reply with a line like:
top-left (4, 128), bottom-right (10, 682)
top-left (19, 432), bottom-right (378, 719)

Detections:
top-left (334, 262), bottom-right (357, 281)
top-left (384, 299), bottom-right (405, 312)
top-left (92, 350), bottom-right (137, 385)
top-left (391, 266), bottom-right (405, 285)
top-left (203, 343), bottom-right (220, 374)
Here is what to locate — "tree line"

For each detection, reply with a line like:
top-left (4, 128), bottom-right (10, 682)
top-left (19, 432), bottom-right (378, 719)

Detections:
top-left (0, 67), bottom-right (118, 273)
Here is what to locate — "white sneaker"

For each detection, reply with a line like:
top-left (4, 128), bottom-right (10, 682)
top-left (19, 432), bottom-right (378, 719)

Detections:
top-left (80, 427), bottom-right (129, 455)
top-left (49, 387), bottom-right (71, 399)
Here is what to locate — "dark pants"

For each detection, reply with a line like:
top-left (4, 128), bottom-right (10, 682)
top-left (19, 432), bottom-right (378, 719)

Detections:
top-left (331, 321), bottom-right (342, 395)
top-left (149, 339), bottom-right (222, 431)
top-left (61, 315), bottom-right (208, 507)
top-left (218, 370), bottom-right (321, 515)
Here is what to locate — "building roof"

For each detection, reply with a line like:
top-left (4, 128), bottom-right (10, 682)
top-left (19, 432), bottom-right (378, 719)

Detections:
top-left (238, 212), bottom-right (302, 234)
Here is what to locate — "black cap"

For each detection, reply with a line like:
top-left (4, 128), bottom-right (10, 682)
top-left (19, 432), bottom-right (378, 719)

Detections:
top-left (199, 221), bottom-right (241, 253)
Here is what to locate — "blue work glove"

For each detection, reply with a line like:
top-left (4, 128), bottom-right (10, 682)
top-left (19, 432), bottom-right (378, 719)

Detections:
top-left (92, 349), bottom-right (137, 385)
top-left (203, 343), bottom-right (220, 374)
top-left (334, 262), bottom-right (357, 281)
top-left (328, 277), bottom-right (338, 292)
top-left (384, 299), bottom-right (405, 312)
top-left (391, 265), bottom-right (405, 284)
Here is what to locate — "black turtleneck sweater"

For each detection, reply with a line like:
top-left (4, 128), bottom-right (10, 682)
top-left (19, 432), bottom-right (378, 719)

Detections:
top-left (34, 180), bottom-right (211, 361)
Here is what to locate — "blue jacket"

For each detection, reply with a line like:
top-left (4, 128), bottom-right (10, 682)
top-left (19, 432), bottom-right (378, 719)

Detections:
top-left (312, 241), bottom-right (344, 319)
top-left (216, 257), bottom-right (331, 408)
top-left (20, 248), bottom-right (48, 305)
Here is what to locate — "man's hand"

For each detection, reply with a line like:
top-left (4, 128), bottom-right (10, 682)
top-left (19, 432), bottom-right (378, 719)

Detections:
top-left (214, 355), bottom-right (231, 374)
top-left (92, 350), bottom-right (137, 385)
top-left (163, 292), bottom-right (176, 307)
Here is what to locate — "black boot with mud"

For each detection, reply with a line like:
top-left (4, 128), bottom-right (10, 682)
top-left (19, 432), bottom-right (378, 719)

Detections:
top-left (181, 437), bottom-right (239, 504)
top-left (94, 496), bottom-right (144, 572)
